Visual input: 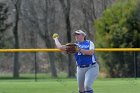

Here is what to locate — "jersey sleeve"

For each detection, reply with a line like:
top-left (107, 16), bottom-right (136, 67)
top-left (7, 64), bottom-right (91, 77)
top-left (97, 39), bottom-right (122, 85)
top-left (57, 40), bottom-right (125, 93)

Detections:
top-left (89, 41), bottom-right (95, 50)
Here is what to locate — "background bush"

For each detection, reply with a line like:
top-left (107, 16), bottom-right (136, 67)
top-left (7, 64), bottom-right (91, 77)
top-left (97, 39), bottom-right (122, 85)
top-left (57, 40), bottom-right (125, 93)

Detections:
top-left (95, 0), bottom-right (140, 77)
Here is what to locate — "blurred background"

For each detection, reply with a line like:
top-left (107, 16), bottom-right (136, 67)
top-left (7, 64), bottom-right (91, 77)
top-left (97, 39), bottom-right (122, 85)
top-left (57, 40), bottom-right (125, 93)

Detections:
top-left (0, 0), bottom-right (140, 79)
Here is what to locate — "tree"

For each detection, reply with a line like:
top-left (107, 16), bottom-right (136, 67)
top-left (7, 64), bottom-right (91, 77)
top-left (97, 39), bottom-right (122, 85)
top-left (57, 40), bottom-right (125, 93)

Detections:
top-left (39, 0), bottom-right (58, 77)
top-left (11, 0), bottom-right (21, 78)
top-left (95, 0), bottom-right (140, 77)
top-left (0, 3), bottom-right (9, 48)
top-left (59, 0), bottom-right (75, 77)
top-left (20, 0), bottom-right (58, 77)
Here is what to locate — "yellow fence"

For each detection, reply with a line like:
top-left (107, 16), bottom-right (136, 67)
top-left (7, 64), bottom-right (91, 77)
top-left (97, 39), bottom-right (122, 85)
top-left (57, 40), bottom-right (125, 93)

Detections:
top-left (0, 48), bottom-right (140, 52)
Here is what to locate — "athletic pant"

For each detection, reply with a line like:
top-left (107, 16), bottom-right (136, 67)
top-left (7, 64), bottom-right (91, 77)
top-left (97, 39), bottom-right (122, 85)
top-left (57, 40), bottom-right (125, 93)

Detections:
top-left (77, 63), bottom-right (99, 93)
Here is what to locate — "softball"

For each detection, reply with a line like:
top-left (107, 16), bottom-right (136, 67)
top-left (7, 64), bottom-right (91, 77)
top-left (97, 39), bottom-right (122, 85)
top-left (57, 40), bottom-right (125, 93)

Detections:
top-left (52, 33), bottom-right (59, 39)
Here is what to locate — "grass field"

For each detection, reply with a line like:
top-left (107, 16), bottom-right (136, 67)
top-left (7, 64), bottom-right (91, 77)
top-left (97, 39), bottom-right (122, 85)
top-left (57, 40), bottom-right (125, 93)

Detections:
top-left (0, 78), bottom-right (140, 93)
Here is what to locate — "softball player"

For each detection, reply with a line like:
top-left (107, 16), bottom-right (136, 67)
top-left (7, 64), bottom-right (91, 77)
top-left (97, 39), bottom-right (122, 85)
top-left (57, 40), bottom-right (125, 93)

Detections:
top-left (53, 30), bottom-right (99, 93)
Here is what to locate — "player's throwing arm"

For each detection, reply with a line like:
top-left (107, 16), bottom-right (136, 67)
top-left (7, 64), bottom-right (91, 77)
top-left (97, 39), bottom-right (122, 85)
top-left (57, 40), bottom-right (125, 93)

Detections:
top-left (52, 33), bottom-right (79, 53)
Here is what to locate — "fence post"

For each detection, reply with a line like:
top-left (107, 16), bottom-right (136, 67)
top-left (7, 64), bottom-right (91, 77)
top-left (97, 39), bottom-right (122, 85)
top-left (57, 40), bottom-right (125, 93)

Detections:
top-left (34, 52), bottom-right (37, 81)
top-left (134, 52), bottom-right (137, 79)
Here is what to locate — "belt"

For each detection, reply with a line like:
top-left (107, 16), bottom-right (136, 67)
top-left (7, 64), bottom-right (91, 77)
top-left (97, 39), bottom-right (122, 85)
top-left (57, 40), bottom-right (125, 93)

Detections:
top-left (78, 63), bottom-right (96, 68)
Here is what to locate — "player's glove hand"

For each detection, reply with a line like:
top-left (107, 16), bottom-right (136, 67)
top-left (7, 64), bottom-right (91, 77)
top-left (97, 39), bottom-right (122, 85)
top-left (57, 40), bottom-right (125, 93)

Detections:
top-left (65, 43), bottom-right (80, 54)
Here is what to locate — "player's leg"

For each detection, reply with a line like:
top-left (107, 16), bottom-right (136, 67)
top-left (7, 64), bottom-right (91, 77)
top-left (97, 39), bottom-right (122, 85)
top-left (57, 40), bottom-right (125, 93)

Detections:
top-left (76, 67), bottom-right (86, 93)
top-left (84, 63), bottom-right (99, 93)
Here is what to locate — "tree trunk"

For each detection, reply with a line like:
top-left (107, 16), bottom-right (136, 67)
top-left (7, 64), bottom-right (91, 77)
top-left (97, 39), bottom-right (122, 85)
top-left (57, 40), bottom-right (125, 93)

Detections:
top-left (66, 1), bottom-right (75, 77)
top-left (12, 0), bottom-right (21, 78)
top-left (48, 53), bottom-right (57, 77)
top-left (59, 0), bottom-right (75, 77)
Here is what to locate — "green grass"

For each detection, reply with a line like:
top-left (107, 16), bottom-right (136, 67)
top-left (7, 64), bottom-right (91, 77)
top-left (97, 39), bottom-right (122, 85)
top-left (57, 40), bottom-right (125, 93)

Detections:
top-left (0, 78), bottom-right (140, 93)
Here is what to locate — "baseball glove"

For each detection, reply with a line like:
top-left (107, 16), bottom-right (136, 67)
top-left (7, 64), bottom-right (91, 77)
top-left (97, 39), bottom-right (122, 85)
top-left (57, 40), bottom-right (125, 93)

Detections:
top-left (65, 43), bottom-right (79, 54)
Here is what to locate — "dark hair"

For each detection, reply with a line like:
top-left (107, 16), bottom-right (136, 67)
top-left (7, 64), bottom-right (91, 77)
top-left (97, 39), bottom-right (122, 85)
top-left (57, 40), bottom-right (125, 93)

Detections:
top-left (84, 36), bottom-right (86, 40)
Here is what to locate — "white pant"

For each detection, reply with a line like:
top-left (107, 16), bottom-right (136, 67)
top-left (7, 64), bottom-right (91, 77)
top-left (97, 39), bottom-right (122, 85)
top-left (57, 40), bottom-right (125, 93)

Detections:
top-left (76, 63), bottom-right (99, 92)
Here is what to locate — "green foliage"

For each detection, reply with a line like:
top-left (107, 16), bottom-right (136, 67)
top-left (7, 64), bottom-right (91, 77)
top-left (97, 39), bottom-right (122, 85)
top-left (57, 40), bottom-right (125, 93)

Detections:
top-left (95, 0), bottom-right (140, 77)
top-left (95, 0), bottom-right (140, 48)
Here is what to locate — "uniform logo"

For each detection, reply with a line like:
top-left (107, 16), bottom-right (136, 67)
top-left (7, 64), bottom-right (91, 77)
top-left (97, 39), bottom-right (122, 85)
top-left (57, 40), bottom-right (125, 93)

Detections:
top-left (79, 45), bottom-right (89, 49)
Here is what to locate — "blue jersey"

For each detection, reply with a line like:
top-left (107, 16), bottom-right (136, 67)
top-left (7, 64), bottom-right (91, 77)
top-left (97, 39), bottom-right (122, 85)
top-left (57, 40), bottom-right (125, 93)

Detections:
top-left (74, 40), bottom-right (96, 66)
